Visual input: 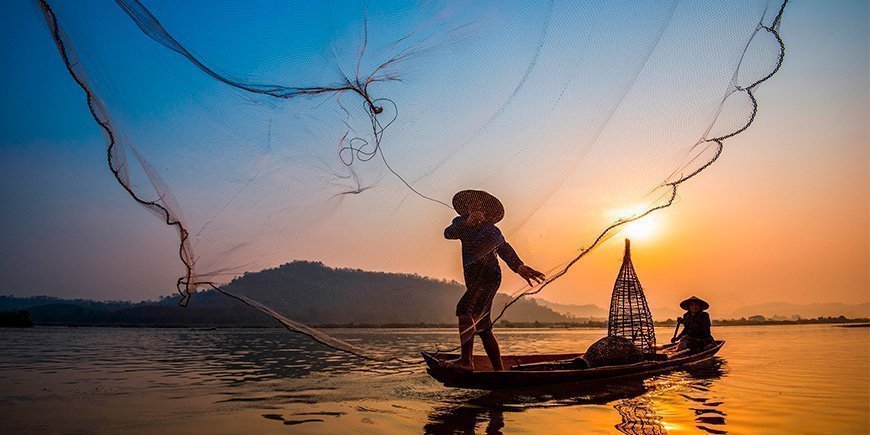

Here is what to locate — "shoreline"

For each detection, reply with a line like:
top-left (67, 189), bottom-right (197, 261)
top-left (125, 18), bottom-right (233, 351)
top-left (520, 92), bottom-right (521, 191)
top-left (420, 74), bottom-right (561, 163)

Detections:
top-left (6, 319), bottom-right (868, 330)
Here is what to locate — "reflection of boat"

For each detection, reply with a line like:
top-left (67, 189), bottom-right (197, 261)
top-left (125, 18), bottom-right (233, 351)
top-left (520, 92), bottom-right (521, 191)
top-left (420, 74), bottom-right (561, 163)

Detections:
top-left (422, 341), bottom-right (724, 389)
top-left (423, 357), bottom-right (727, 434)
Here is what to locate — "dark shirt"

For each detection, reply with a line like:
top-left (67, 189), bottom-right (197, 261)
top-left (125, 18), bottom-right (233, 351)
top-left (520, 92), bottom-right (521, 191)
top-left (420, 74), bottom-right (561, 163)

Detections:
top-left (444, 216), bottom-right (524, 273)
top-left (677, 311), bottom-right (713, 340)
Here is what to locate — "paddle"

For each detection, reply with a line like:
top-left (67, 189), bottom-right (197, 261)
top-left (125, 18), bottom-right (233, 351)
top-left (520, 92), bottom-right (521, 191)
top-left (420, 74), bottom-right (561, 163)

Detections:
top-left (671, 318), bottom-right (683, 343)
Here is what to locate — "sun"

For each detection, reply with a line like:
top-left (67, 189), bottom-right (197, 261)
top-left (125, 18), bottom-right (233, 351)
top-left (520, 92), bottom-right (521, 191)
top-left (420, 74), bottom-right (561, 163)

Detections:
top-left (623, 214), bottom-right (660, 241)
top-left (607, 204), bottom-right (666, 242)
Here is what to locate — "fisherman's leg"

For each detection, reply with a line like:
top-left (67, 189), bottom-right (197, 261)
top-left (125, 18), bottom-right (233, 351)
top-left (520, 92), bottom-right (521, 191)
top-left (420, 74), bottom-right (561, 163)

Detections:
top-left (440, 314), bottom-right (476, 371)
top-left (675, 337), bottom-right (689, 351)
top-left (446, 266), bottom-right (492, 371)
top-left (479, 326), bottom-right (504, 371)
top-left (478, 271), bottom-right (503, 371)
top-left (458, 314), bottom-right (476, 366)
top-left (449, 288), bottom-right (478, 365)
top-left (438, 315), bottom-right (475, 372)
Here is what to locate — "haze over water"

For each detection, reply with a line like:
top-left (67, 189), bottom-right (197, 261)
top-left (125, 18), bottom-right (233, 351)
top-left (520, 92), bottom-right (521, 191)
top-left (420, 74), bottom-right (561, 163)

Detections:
top-left (1, 324), bottom-right (866, 434)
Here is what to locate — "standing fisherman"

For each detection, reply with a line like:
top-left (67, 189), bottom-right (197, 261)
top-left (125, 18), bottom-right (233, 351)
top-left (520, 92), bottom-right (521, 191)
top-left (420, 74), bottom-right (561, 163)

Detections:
top-left (441, 190), bottom-right (546, 372)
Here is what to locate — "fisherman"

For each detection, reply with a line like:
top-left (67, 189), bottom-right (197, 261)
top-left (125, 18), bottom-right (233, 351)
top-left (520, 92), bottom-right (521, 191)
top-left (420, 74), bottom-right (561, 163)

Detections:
top-left (441, 190), bottom-right (546, 372)
top-left (672, 296), bottom-right (715, 352)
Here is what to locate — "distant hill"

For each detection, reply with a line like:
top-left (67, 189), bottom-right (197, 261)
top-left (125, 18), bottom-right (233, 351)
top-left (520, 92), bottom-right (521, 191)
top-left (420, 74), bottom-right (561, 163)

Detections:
top-left (5, 264), bottom-right (866, 326)
top-left (218, 261), bottom-right (571, 324)
top-left (726, 302), bottom-right (870, 320)
top-left (531, 299), bottom-right (684, 321)
top-left (531, 298), bottom-right (608, 320)
top-left (650, 306), bottom-right (685, 321)
top-left (0, 295), bottom-right (140, 312)
top-left (532, 298), bottom-right (870, 322)
top-left (1, 261), bottom-right (571, 326)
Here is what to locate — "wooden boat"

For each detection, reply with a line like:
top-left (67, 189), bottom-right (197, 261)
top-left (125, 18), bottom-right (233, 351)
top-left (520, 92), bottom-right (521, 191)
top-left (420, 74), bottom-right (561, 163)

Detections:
top-left (422, 340), bottom-right (724, 390)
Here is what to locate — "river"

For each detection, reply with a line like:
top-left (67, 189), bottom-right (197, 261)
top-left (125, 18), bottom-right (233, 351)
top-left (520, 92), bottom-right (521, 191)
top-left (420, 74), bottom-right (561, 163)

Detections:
top-left (1, 324), bottom-right (867, 434)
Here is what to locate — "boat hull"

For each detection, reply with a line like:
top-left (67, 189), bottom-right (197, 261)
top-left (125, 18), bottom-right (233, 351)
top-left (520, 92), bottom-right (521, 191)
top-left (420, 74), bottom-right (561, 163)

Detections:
top-left (422, 340), bottom-right (724, 390)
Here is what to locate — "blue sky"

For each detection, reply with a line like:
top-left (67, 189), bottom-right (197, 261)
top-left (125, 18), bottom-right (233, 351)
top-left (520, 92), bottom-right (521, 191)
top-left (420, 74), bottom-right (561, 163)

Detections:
top-left (0, 0), bottom-right (867, 309)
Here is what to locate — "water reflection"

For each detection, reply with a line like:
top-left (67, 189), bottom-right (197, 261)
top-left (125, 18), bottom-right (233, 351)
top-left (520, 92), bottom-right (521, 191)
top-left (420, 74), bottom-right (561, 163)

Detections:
top-left (0, 328), bottom-right (425, 388)
top-left (424, 358), bottom-right (727, 434)
top-left (676, 361), bottom-right (727, 434)
top-left (614, 396), bottom-right (667, 434)
top-left (4, 326), bottom-right (868, 433)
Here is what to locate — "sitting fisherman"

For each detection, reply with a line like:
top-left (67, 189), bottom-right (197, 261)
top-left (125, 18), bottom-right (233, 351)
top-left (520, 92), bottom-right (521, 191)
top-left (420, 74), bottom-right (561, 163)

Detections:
top-left (672, 296), bottom-right (715, 352)
top-left (441, 190), bottom-right (546, 373)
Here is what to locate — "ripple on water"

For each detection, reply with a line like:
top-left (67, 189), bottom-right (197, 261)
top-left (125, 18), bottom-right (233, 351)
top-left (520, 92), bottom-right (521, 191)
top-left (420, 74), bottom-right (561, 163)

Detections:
top-left (0, 325), bottom-right (867, 434)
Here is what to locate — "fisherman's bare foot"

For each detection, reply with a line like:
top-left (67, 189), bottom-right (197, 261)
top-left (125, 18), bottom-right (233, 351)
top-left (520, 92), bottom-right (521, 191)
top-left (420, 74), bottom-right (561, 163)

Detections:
top-left (440, 358), bottom-right (473, 373)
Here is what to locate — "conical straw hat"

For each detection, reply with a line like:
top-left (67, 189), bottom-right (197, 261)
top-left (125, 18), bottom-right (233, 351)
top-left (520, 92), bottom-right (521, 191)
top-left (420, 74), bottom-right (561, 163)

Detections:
top-left (452, 190), bottom-right (505, 224)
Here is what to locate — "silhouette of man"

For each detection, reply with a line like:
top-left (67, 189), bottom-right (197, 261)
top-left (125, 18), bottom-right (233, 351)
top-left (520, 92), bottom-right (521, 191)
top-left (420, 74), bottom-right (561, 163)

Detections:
top-left (442, 190), bottom-right (545, 372)
top-left (672, 296), bottom-right (714, 352)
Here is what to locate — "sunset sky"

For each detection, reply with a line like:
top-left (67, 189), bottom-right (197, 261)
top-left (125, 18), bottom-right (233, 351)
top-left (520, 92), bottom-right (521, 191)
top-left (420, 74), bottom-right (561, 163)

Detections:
top-left (0, 0), bottom-right (866, 315)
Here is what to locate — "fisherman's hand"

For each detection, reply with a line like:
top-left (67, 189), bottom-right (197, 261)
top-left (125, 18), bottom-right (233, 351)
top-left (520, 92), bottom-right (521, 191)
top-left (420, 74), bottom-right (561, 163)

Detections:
top-left (518, 265), bottom-right (546, 286)
top-left (464, 211), bottom-right (486, 227)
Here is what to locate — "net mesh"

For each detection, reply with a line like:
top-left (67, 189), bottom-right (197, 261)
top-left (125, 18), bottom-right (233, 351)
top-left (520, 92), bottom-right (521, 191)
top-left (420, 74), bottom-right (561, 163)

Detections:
top-left (34, 0), bottom-right (788, 360)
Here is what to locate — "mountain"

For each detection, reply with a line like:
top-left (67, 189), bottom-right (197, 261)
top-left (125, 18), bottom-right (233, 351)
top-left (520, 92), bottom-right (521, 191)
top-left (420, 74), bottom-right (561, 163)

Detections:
top-left (0, 295), bottom-right (140, 311)
top-left (650, 306), bottom-right (685, 321)
top-left (531, 298), bottom-right (608, 320)
top-left (531, 299), bottom-right (683, 321)
top-left (7, 264), bottom-right (865, 326)
top-left (530, 299), bottom-right (869, 322)
top-left (218, 261), bottom-right (571, 324)
top-left (726, 302), bottom-right (870, 320)
top-left (2, 261), bottom-right (572, 326)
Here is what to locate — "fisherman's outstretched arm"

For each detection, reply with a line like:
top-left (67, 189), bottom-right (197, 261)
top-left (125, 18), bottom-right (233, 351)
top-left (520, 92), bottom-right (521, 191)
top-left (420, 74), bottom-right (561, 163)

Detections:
top-left (496, 241), bottom-right (524, 273)
top-left (496, 235), bottom-right (545, 285)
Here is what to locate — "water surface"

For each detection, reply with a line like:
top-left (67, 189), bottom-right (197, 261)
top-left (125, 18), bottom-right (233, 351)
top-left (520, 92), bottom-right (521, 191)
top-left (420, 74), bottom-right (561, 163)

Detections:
top-left (0, 325), bottom-right (867, 433)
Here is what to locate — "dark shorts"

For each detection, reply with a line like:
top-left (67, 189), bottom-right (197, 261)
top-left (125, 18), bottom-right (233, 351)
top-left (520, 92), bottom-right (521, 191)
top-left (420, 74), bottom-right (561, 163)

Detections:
top-left (456, 264), bottom-right (501, 330)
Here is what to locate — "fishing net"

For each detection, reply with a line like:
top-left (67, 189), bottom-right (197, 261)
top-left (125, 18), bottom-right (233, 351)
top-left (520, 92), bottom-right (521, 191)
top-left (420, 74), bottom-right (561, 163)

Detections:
top-left (36, 0), bottom-right (788, 361)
